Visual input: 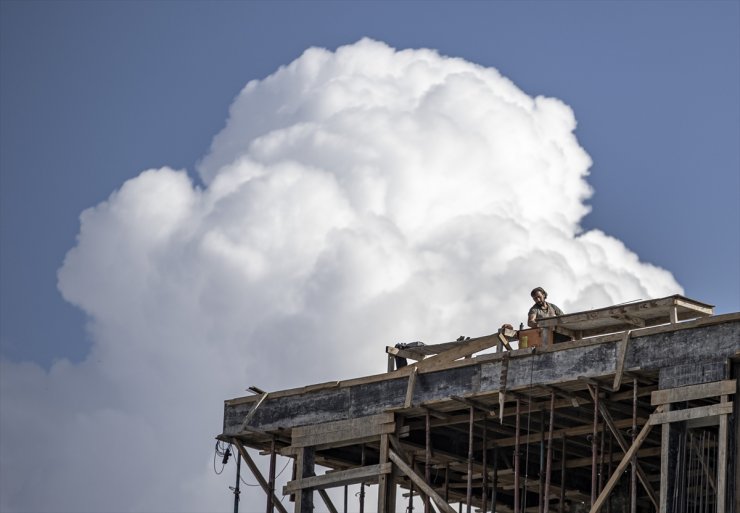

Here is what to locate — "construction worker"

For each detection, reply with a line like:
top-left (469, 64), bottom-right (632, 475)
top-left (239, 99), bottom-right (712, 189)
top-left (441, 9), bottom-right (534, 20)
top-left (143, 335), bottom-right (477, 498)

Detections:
top-left (527, 286), bottom-right (564, 328)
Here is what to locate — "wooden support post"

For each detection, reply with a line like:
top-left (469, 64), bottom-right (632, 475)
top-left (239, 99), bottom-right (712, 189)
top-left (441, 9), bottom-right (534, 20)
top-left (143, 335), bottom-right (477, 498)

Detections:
top-left (659, 403), bottom-right (670, 513)
top-left (717, 394), bottom-right (729, 513)
top-left (318, 490), bottom-right (339, 513)
top-left (231, 440), bottom-right (289, 513)
top-left (588, 405), bottom-right (663, 513)
top-left (378, 434), bottom-right (394, 513)
top-left (294, 447), bottom-right (315, 513)
top-left (588, 386), bottom-right (660, 510)
top-left (389, 450), bottom-right (457, 513)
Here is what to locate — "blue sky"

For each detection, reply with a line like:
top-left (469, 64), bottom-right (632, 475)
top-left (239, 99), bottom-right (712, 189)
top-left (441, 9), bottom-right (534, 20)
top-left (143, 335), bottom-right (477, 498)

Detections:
top-left (3, 0), bottom-right (738, 369)
top-left (1, 1), bottom-right (738, 368)
top-left (1, 2), bottom-right (738, 511)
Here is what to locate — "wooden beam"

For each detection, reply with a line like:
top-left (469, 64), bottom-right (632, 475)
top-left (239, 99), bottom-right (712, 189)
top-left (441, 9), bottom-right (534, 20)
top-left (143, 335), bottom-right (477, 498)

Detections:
top-left (284, 463), bottom-right (391, 493)
top-left (405, 367), bottom-right (418, 408)
top-left (587, 405), bottom-right (663, 513)
top-left (389, 450), bottom-right (457, 513)
top-left (231, 440), bottom-right (289, 513)
top-left (403, 334), bottom-right (500, 374)
top-left (587, 388), bottom-right (658, 510)
top-left (317, 490), bottom-right (339, 513)
top-left (716, 395), bottom-right (729, 513)
top-left (612, 330), bottom-right (631, 391)
top-left (293, 447), bottom-right (315, 513)
top-left (240, 392), bottom-right (269, 430)
top-left (291, 412), bottom-right (395, 448)
top-left (650, 379), bottom-right (736, 405)
top-left (647, 402), bottom-right (732, 425)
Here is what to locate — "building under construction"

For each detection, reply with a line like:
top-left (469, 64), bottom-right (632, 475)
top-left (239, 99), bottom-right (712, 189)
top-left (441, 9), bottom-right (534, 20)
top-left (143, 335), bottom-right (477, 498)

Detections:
top-left (219, 295), bottom-right (739, 513)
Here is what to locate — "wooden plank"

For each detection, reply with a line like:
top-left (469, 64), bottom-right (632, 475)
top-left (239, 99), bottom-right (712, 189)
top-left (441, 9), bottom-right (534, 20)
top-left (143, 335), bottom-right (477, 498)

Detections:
top-left (488, 417), bottom-right (641, 448)
top-left (716, 395), bottom-right (729, 513)
top-left (590, 392), bottom-right (658, 510)
top-left (231, 440), bottom-right (289, 513)
top-left (587, 405), bottom-right (662, 513)
top-left (650, 379), bottom-right (736, 405)
top-left (291, 413), bottom-right (394, 448)
top-left (612, 330), bottom-right (631, 391)
top-left (404, 334), bottom-right (499, 374)
top-left (389, 450), bottom-right (456, 513)
top-left (239, 392), bottom-right (268, 430)
top-left (294, 447), bottom-right (315, 513)
top-left (404, 367), bottom-right (418, 408)
top-left (377, 434), bottom-right (391, 513)
top-left (284, 463), bottom-right (391, 493)
top-left (648, 402), bottom-right (732, 425)
top-left (659, 405), bottom-right (670, 513)
top-left (317, 490), bottom-right (339, 513)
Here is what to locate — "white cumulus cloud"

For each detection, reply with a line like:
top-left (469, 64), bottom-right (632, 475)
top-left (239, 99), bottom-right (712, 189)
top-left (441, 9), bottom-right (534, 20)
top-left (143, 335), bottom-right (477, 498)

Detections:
top-left (0, 39), bottom-right (680, 512)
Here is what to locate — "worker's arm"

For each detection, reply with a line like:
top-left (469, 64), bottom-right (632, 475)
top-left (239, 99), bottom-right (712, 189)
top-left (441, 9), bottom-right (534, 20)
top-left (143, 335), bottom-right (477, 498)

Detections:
top-left (527, 311), bottom-right (537, 328)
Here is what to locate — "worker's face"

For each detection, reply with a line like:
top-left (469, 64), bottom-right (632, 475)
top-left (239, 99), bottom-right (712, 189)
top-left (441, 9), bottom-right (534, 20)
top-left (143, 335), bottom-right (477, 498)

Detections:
top-left (532, 291), bottom-right (546, 305)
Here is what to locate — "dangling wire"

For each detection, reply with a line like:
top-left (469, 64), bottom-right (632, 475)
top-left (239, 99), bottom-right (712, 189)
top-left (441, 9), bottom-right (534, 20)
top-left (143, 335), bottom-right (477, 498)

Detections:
top-left (214, 440), bottom-right (231, 475)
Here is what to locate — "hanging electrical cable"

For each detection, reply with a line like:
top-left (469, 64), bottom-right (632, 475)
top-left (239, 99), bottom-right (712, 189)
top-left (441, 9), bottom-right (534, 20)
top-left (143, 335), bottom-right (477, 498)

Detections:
top-left (214, 441), bottom-right (232, 475)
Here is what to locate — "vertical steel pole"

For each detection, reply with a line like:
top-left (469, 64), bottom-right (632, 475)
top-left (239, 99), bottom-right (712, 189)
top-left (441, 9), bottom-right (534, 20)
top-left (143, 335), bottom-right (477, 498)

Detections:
top-left (591, 384), bottom-right (599, 506)
top-left (559, 436), bottom-right (566, 513)
top-left (359, 444), bottom-right (366, 513)
top-left (631, 378), bottom-right (637, 513)
top-left (539, 408), bottom-right (545, 513)
top-left (515, 399), bottom-right (521, 513)
top-left (492, 445), bottom-right (499, 513)
top-left (425, 411), bottom-right (431, 513)
top-left (234, 448), bottom-right (241, 513)
top-left (266, 437), bottom-right (276, 513)
top-left (482, 418), bottom-right (488, 513)
top-left (467, 406), bottom-right (474, 513)
top-left (409, 455), bottom-right (415, 513)
top-left (544, 391), bottom-right (555, 513)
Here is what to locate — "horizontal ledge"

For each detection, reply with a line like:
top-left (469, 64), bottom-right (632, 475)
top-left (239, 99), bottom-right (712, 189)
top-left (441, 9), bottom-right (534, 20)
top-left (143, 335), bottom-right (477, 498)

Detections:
top-left (651, 380), bottom-right (736, 405)
top-left (649, 402), bottom-right (733, 425)
top-left (283, 462), bottom-right (391, 493)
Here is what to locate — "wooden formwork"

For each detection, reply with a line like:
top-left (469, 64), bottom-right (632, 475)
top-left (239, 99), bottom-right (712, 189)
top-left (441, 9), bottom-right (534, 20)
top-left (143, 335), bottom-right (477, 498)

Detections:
top-left (219, 296), bottom-right (739, 513)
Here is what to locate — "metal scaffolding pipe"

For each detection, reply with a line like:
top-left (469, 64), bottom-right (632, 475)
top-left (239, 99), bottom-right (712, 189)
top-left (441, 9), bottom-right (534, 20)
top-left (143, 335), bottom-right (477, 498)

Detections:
top-left (515, 399), bottom-right (521, 513)
top-left (544, 391), bottom-right (555, 513)
top-left (592, 384), bottom-right (600, 506)
top-left (559, 436), bottom-right (566, 513)
top-left (630, 379), bottom-right (637, 513)
top-left (426, 411), bottom-right (432, 513)
top-left (482, 418), bottom-right (488, 513)
top-left (467, 406), bottom-right (474, 513)
top-left (266, 437), bottom-right (276, 513)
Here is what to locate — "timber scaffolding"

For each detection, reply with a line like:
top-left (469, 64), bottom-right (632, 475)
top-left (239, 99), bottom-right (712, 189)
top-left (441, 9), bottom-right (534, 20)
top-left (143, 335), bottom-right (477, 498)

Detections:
top-left (219, 295), bottom-right (740, 513)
